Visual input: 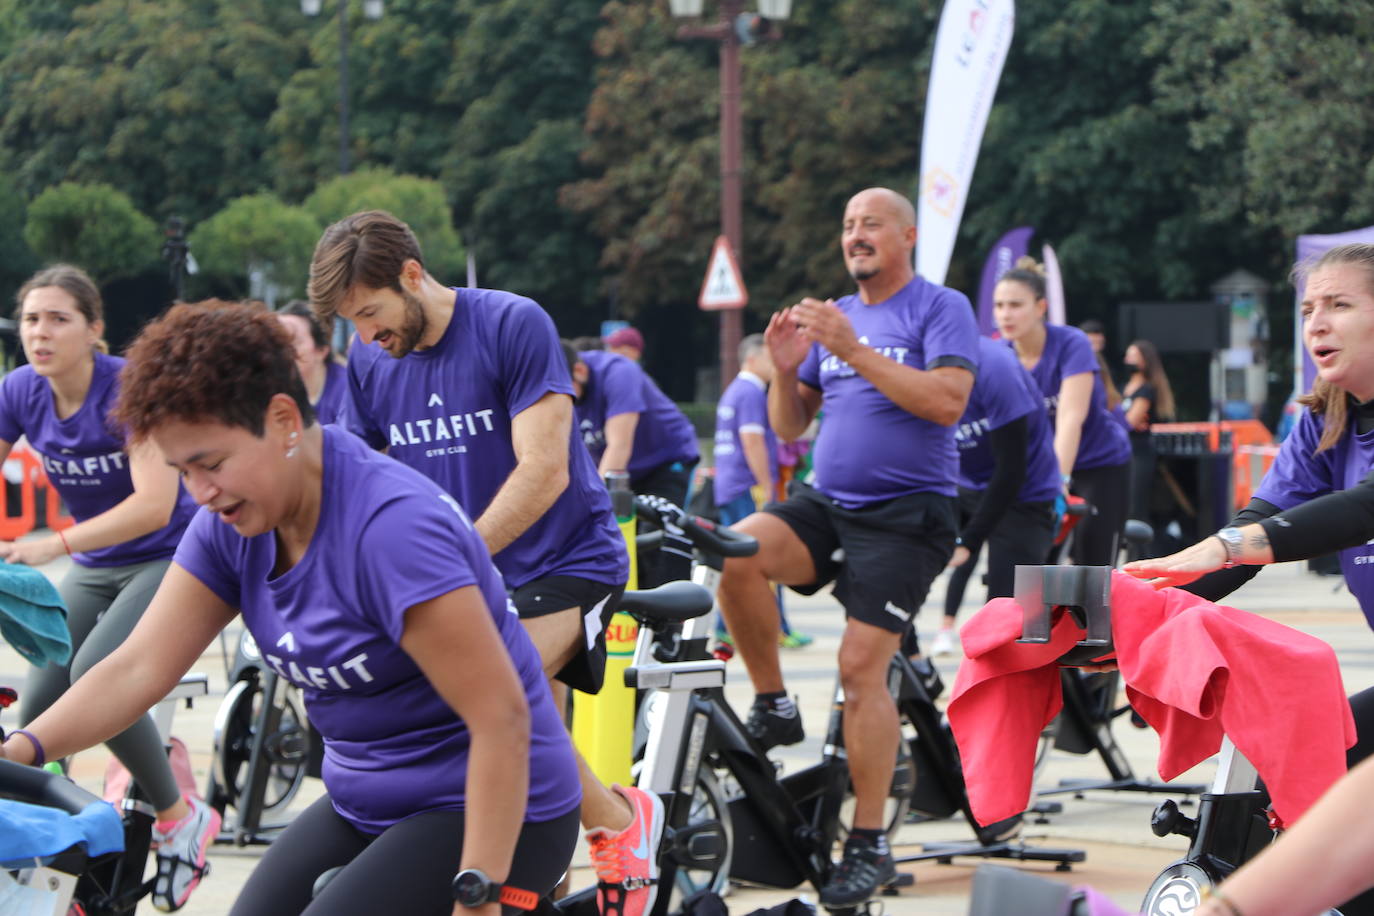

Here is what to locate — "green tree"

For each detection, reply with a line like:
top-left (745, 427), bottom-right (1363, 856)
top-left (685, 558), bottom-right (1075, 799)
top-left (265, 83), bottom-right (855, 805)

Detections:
top-left (303, 168), bottom-right (465, 279)
top-left (0, 174), bottom-right (39, 307)
top-left (0, 0), bottom-right (310, 223)
top-left (23, 183), bottom-right (160, 282)
top-left (563, 1), bottom-right (933, 317)
top-left (1146, 0), bottom-right (1374, 241)
top-left (188, 194), bottom-right (323, 300)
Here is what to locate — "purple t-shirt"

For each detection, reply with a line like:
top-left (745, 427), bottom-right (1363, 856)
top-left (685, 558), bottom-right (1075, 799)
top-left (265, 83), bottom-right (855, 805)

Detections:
top-left (1255, 407), bottom-right (1374, 623)
top-left (339, 288), bottom-right (626, 589)
top-left (574, 351), bottom-right (699, 483)
top-left (1022, 325), bottom-right (1130, 472)
top-left (314, 360), bottom-right (348, 426)
top-left (713, 372), bottom-right (778, 506)
top-left (797, 276), bottom-right (980, 507)
top-left (174, 427), bottom-right (580, 834)
top-left (0, 354), bottom-right (196, 567)
top-left (955, 337), bottom-right (1060, 504)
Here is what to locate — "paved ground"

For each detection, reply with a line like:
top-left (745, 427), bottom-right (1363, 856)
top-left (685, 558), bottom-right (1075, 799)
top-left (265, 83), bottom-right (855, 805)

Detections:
top-left (1, 546), bottom-right (1365, 915)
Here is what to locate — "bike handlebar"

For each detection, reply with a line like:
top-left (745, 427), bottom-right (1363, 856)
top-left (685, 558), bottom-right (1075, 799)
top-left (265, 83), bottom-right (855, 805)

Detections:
top-left (633, 495), bottom-right (759, 559)
top-left (0, 758), bottom-right (100, 816)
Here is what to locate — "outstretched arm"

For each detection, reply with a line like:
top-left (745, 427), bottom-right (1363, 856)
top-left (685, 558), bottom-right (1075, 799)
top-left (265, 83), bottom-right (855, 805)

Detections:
top-left (1, 565), bottom-right (236, 763)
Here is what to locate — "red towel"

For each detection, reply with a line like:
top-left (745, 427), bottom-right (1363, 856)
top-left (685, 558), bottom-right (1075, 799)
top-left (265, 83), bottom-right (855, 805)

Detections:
top-left (948, 571), bottom-right (1356, 827)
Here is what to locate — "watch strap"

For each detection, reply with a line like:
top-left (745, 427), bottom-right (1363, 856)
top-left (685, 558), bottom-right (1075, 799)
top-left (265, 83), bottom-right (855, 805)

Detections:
top-left (498, 885), bottom-right (539, 911)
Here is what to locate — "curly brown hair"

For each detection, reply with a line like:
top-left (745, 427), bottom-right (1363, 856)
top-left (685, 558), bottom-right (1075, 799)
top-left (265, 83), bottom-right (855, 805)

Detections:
top-left (114, 300), bottom-right (314, 442)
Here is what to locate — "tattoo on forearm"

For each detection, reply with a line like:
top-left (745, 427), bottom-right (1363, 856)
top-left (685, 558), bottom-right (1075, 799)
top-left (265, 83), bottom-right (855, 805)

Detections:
top-left (1246, 532), bottom-right (1269, 551)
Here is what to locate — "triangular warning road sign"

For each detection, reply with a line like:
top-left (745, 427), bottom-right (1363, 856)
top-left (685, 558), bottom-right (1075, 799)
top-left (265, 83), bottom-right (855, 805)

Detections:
top-left (698, 235), bottom-right (748, 311)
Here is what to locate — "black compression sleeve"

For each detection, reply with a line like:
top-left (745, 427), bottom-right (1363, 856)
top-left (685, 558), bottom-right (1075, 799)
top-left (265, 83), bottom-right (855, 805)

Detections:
top-left (959, 417), bottom-right (1029, 553)
top-left (1180, 499), bottom-right (1280, 602)
top-left (1259, 468), bottom-right (1374, 561)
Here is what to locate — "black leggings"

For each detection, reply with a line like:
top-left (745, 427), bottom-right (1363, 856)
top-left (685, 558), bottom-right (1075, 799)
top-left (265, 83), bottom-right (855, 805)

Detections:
top-left (943, 493), bottom-right (1056, 619)
top-left (229, 795), bottom-right (580, 916)
top-left (1067, 461), bottom-right (1130, 567)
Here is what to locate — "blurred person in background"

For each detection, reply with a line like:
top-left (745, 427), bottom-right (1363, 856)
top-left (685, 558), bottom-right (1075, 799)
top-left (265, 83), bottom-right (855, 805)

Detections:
top-left (997, 258), bottom-right (1131, 566)
top-left (604, 326), bottom-right (643, 363)
top-left (712, 333), bottom-right (810, 649)
top-left (1121, 338), bottom-right (1176, 525)
top-left (276, 300), bottom-right (347, 425)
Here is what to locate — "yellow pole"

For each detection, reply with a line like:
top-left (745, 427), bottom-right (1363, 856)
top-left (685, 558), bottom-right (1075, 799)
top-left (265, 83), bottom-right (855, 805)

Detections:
top-left (573, 475), bottom-right (638, 786)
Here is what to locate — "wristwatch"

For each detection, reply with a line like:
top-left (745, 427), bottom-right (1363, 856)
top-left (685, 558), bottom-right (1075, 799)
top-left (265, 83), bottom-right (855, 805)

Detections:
top-left (452, 869), bottom-right (538, 911)
top-left (1212, 527), bottom-right (1245, 568)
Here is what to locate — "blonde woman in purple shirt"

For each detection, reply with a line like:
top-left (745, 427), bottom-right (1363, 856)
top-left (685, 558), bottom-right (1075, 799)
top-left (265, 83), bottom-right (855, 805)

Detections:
top-left (0, 265), bottom-right (215, 912)
top-left (1, 302), bottom-right (581, 916)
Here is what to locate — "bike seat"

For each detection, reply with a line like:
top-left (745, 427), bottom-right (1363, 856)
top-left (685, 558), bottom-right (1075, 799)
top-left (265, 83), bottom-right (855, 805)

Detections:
top-left (1014, 565), bottom-right (1114, 666)
top-left (616, 581), bottom-right (713, 625)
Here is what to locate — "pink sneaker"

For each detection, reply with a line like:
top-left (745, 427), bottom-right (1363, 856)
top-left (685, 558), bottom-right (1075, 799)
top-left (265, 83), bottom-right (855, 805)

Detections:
top-left (586, 785), bottom-right (665, 916)
top-left (152, 795), bottom-right (221, 911)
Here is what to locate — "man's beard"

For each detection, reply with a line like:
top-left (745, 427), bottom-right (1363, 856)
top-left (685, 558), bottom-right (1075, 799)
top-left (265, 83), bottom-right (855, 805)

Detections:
top-left (386, 290), bottom-right (429, 358)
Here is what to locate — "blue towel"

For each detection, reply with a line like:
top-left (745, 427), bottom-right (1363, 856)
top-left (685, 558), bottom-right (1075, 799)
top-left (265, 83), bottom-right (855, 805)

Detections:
top-left (0, 563), bottom-right (69, 667)
top-left (0, 799), bottom-right (124, 867)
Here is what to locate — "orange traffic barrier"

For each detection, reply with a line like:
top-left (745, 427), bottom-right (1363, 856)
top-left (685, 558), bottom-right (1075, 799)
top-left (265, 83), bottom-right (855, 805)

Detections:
top-left (0, 447), bottom-right (38, 540)
top-left (0, 445), bottom-right (74, 540)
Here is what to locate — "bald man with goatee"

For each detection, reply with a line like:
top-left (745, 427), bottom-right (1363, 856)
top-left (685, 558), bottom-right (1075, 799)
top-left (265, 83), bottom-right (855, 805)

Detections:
top-left (715, 187), bottom-right (980, 906)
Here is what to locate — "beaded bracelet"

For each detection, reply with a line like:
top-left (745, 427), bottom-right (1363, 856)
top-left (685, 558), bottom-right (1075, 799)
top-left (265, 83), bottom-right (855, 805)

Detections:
top-left (1200, 885), bottom-right (1244, 916)
top-left (7, 728), bottom-right (46, 767)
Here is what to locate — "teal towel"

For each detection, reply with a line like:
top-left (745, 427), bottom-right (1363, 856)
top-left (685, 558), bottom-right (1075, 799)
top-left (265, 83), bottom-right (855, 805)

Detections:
top-left (0, 563), bottom-right (69, 667)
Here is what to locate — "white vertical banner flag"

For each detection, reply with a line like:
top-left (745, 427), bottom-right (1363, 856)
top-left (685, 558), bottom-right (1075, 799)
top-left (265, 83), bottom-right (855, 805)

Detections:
top-left (916, 0), bottom-right (1015, 286)
top-left (1041, 242), bottom-right (1066, 326)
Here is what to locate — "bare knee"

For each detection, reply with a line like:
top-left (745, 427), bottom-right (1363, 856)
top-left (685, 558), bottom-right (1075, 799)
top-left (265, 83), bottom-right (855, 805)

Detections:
top-left (837, 626), bottom-right (900, 702)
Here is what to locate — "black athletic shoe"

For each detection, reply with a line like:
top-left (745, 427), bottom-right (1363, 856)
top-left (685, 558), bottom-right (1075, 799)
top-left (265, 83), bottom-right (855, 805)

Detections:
top-left (745, 700), bottom-right (804, 751)
top-left (819, 838), bottom-right (897, 907)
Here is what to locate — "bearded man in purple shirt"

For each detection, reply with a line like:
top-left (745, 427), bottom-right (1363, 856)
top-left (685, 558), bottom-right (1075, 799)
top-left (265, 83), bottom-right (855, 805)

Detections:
top-left (716, 188), bottom-right (978, 907)
top-left (309, 211), bottom-right (661, 916)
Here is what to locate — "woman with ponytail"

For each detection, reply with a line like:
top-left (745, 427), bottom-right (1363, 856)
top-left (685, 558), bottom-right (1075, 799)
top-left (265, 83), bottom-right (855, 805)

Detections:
top-left (994, 257), bottom-right (1131, 566)
top-left (0, 265), bottom-right (217, 911)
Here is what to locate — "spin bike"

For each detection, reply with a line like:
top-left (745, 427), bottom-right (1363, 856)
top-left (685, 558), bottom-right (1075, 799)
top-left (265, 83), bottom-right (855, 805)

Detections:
top-left (623, 496), bottom-right (1083, 916)
top-left (1011, 563), bottom-right (1343, 916)
top-left (205, 627), bottom-right (313, 846)
top-left (0, 672), bottom-right (208, 915)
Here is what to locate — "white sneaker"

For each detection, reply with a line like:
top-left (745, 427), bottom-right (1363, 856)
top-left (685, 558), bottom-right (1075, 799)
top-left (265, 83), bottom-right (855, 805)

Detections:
top-left (152, 796), bottom-right (220, 911)
top-left (931, 629), bottom-right (957, 657)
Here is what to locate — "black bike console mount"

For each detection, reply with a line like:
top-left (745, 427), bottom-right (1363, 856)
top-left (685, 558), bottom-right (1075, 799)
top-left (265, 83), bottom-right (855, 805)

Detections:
top-left (1014, 565), bottom-right (1114, 667)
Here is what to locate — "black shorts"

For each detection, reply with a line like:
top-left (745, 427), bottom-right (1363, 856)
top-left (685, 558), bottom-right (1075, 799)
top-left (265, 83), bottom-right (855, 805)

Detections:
top-left (763, 482), bottom-right (957, 634)
top-left (511, 575), bottom-right (625, 695)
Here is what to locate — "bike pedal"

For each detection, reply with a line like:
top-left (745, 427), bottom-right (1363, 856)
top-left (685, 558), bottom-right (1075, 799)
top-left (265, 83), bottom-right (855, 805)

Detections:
top-left (881, 872), bottom-right (914, 895)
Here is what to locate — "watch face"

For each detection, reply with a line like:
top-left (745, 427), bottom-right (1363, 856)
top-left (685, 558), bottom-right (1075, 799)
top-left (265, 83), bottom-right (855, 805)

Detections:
top-left (453, 870), bottom-right (490, 907)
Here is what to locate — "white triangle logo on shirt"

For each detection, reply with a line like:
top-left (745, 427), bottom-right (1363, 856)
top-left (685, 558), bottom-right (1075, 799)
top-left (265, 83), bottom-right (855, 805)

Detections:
top-left (276, 632), bottom-right (297, 653)
top-left (428, 393), bottom-right (444, 408)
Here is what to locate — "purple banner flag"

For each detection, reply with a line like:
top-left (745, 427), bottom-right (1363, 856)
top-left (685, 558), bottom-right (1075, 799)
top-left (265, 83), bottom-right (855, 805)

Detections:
top-left (976, 226), bottom-right (1033, 337)
top-left (1294, 226), bottom-right (1374, 394)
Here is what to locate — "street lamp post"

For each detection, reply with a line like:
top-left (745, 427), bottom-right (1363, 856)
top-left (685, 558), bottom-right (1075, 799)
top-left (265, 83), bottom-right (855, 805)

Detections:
top-left (301, 0), bottom-right (384, 175)
top-left (670, 0), bottom-right (791, 387)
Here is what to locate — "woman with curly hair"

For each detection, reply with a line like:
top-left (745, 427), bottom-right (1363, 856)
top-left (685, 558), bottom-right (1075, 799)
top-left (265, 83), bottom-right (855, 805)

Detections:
top-left (0, 300), bottom-right (580, 916)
